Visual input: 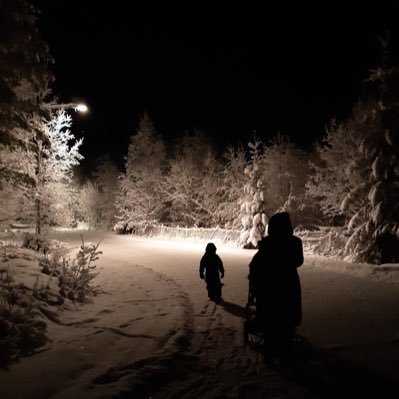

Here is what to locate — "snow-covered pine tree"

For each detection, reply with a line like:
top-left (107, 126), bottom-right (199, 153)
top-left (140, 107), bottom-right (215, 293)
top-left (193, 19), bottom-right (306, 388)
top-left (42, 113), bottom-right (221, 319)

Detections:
top-left (307, 33), bottom-right (399, 263)
top-left (306, 88), bottom-right (399, 264)
top-left (357, 64), bottom-right (399, 263)
top-left (0, 0), bottom-right (53, 227)
top-left (236, 138), bottom-right (268, 248)
top-left (115, 113), bottom-right (166, 231)
top-left (306, 99), bottom-right (382, 259)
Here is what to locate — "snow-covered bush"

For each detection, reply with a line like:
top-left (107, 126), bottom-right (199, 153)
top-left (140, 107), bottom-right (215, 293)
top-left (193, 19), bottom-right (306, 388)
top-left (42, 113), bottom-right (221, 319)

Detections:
top-left (0, 268), bottom-right (48, 369)
top-left (0, 233), bottom-right (102, 369)
top-left (296, 226), bottom-right (348, 258)
top-left (22, 233), bottom-right (51, 253)
top-left (41, 236), bottom-right (102, 302)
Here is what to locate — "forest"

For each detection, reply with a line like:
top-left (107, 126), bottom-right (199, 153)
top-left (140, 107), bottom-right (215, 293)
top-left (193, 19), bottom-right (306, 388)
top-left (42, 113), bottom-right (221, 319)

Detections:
top-left (1, 0), bottom-right (399, 265)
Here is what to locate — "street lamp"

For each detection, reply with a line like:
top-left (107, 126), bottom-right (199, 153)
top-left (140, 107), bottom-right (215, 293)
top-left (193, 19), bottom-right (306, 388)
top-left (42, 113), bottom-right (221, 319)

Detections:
top-left (42, 102), bottom-right (89, 112)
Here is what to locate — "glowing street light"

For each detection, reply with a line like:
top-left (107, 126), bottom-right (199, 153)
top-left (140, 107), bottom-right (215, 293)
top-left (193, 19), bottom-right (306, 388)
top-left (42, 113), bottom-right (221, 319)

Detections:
top-left (74, 103), bottom-right (88, 112)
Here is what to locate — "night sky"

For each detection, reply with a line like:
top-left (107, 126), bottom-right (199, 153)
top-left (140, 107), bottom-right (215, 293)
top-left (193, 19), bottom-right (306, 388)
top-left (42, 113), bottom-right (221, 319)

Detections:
top-left (32, 1), bottom-right (399, 171)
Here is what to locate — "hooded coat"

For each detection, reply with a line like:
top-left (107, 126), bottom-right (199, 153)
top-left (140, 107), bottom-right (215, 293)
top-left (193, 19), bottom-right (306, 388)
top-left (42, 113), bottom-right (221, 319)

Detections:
top-left (249, 212), bottom-right (304, 329)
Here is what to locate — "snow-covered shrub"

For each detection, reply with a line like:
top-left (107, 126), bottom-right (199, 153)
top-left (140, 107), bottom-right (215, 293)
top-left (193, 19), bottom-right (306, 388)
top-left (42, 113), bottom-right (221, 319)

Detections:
top-left (22, 233), bottom-right (51, 253)
top-left (0, 233), bottom-right (103, 368)
top-left (113, 221), bottom-right (128, 234)
top-left (296, 226), bottom-right (347, 258)
top-left (0, 268), bottom-right (48, 369)
top-left (55, 236), bottom-right (102, 302)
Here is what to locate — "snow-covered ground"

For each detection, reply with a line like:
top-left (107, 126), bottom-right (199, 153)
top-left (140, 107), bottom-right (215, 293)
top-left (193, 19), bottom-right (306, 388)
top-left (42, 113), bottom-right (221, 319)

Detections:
top-left (1, 230), bottom-right (399, 398)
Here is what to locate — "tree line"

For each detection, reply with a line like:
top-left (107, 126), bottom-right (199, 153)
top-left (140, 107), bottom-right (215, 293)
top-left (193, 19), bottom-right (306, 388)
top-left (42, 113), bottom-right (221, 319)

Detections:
top-left (80, 86), bottom-right (399, 265)
top-left (1, 0), bottom-right (399, 264)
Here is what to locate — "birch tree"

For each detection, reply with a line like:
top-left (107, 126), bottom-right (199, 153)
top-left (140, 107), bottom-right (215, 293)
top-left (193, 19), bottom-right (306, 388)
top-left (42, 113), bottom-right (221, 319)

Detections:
top-left (163, 130), bottom-right (223, 227)
top-left (35, 110), bottom-right (83, 232)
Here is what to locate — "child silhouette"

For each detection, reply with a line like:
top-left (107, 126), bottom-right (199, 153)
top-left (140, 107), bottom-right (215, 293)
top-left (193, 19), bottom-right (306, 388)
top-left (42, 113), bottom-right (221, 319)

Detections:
top-left (199, 242), bottom-right (225, 303)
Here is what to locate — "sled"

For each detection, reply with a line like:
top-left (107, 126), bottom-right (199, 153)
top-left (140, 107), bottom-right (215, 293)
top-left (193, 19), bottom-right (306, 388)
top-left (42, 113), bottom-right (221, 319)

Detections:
top-left (244, 288), bottom-right (302, 359)
top-left (244, 304), bottom-right (307, 369)
top-left (243, 289), bottom-right (266, 353)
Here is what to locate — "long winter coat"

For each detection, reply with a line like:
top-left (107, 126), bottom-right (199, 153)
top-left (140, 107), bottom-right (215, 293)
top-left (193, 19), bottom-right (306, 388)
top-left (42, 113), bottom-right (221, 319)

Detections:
top-left (249, 216), bottom-right (304, 330)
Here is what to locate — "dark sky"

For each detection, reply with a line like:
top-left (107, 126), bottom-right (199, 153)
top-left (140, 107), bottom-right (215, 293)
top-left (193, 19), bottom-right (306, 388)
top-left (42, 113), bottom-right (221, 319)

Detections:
top-left (32, 1), bottom-right (399, 170)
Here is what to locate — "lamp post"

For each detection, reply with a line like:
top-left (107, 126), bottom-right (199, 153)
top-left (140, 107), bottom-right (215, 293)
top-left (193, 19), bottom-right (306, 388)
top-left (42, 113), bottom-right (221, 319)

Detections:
top-left (34, 102), bottom-right (88, 235)
top-left (43, 102), bottom-right (88, 113)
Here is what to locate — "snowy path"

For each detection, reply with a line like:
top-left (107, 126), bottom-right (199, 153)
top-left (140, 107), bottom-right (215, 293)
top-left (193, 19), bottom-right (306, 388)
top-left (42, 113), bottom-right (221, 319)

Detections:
top-left (1, 231), bottom-right (399, 398)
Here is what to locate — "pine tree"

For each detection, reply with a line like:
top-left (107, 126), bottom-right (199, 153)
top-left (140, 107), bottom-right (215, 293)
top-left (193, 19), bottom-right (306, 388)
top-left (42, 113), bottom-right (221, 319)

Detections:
top-left (306, 90), bottom-right (399, 263)
top-left (115, 113), bottom-right (166, 230)
top-left (307, 33), bottom-right (399, 263)
top-left (0, 0), bottom-right (53, 226)
top-left (357, 64), bottom-right (399, 263)
top-left (236, 138), bottom-right (268, 248)
top-left (306, 99), bottom-right (381, 257)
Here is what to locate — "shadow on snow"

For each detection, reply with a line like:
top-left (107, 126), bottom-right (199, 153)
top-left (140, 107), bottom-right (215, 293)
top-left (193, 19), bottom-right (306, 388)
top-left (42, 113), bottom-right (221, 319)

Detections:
top-left (248, 334), bottom-right (399, 399)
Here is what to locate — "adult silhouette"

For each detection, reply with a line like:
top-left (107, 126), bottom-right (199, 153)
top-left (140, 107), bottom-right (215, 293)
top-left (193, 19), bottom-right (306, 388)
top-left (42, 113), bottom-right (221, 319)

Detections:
top-left (248, 212), bottom-right (304, 356)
